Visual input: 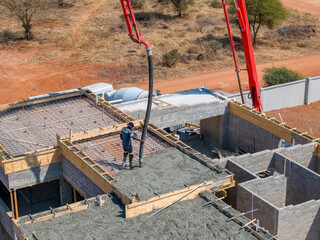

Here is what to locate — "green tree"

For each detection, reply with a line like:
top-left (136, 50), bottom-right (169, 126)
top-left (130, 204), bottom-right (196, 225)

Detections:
top-left (157, 0), bottom-right (194, 17)
top-left (263, 67), bottom-right (303, 86)
top-left (229, 0), bottom-right (287, 45)
top-left (0, 0), bottom-right (44, 40)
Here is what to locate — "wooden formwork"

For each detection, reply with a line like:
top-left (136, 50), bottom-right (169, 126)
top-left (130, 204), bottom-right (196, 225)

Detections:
top-left (0, 91), bottom-right (83, 113)
top-left (58, 137), bottom-right (132, 205)
top-left (0, 147), bottom-right (59, 174)
top-left (229, 101), bottom-right (320, 145)
top-left (125, 176), bottom-right (235, 218)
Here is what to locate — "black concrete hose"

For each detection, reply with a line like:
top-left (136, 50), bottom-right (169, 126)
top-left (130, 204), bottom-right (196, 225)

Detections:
top-left (138, 48), bottom-right (153, 166)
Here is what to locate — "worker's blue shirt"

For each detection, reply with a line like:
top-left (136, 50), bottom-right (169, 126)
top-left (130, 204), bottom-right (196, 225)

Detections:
top-left (120, 127), bottom-right (138, 146)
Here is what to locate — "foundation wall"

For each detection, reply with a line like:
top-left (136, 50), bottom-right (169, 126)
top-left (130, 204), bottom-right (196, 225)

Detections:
top-left (220, 159), bottom-right (256, 208)
top-left (272, 153), bottom-right (286, 174)
top-left (237, 182), bottom-right (279, 235)
top-left (200, 116), bottom-right (221, 146)
top-left (7, 163), bottom-right (62, 190)
top-left (277, 143), bottom-right (319, 173)
top-left (231, 150), bottom-right (275, 174)
top-left (0, 167), bottom-right (9, 190)
top-left (121, 101), bottom-right (228, 129)
top-left (285, 159), bottom-right (320, 206)
top-left (278, 200), bottom-right (320, 240)
top-left (0, 198), bottom-right (13, 239)
top-left (61, 157), bottom-right (104, 198)
top-left (242, 176), bottom-right (287, 208)
top-left (228, 113), bottom-right (281, 153)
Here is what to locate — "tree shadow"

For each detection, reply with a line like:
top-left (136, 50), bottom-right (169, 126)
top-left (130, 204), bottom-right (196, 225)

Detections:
top-left (120, 12), bottom-right (176, 22)
top-left (57, 3), bottom-right (74, 9)
top-left (196, 34), bottom-right (243, 51)
top-left (0, 31), bottom-right (23, 45)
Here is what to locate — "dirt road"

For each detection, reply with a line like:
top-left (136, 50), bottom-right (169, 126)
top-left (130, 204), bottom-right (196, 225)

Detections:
top-left (280, 0), bottom-right (320, 17)
top-left (138, 53), bottom-right (320, 94)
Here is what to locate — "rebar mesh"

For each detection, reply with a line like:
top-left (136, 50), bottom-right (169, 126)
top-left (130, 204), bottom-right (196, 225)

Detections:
top-left (74, 128), bottom-right (171, 173)
top-left (0, 96), bottom-right (124, 156)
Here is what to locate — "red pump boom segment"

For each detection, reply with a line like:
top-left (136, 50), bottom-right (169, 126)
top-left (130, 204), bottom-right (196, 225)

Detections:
top-left (222, 0), bottom-right (263, 112)
top-left (120, 0), bottom-right (263, 112)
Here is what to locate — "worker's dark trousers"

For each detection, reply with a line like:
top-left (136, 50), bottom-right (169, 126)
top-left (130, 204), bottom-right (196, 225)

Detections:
top-left (123, 145), bottom-right (133, 165)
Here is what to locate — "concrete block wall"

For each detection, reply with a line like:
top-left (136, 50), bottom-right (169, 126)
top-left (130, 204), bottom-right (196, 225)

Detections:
top-left (230, 150), bottom-right (275, 174)
top-left (228, 113), bottom-right (282, 153)
top-left (0, 197), bottom-right (13, 240)
top-left (123, 101), bottom-right (228, 129)
top-left (277, 143), bottom-right (319, 174)
top-left (216, 158), bottom-right (257, 208)
top-left (285, 159), bottom-right (320, 206)
top-left (200, 116), bottom-right (221, 146)
top-left (278, 200), bottom-right (320, 240)
top-left (272, 153), bottom-right (287, 174)
top-left (237, 181), bottom-right (279, 235)
top-left (241, 176), bottom-right (287, 208)
top-left (61, 157), bottom-right (104, 198)
top-left (7, 162), bottom-right (62, 190)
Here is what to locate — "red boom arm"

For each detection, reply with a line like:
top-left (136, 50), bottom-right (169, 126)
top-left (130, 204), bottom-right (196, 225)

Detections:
top-left (222, 0), bottom-right (263, 112)
top-left (120, 0), bottom-right (151, 49)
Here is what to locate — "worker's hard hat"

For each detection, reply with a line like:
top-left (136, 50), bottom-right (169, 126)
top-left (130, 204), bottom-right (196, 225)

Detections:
top-left (128, 122), bottom-right (134, 128)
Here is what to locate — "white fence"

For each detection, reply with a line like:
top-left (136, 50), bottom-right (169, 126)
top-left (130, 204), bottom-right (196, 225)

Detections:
top-left (228, 76), bottom-right (320, 112)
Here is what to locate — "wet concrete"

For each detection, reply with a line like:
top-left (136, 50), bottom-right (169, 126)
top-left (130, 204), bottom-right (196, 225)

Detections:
top-left (20, 195), bottom-right (259, 240)
top-left (112, 147), bottom-right (227, 201)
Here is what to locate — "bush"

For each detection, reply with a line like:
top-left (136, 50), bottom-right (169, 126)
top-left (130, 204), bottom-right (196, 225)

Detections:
top-left (162, 49), bottom-right (181, 67)
top-left (131, 0), bottom-right (146, 9)
top-left (263, 67), bottom-right (304, 86)
top-left (211, 0), bottom-right (221, 8)
top-left (206, 40), bottom-right (223, 51)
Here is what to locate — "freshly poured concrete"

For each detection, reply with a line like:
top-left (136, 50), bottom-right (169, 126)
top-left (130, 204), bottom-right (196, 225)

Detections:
top-left (20, 196), bottom-right (258, 240)
top-left (112, 147), bottom-right (227, 201)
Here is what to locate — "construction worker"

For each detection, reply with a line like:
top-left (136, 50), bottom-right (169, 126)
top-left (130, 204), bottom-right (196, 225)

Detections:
top-left (120, 122), bottom-right (144, 169)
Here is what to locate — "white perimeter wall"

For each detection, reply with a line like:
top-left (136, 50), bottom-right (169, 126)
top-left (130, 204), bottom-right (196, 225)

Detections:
top-left (229, 76), bottom-right (320, 112)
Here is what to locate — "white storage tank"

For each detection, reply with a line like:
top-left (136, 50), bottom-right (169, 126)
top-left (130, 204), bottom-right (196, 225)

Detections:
top-left (109, 87), bottom-right (148, 103)
top-left (82, 83), bottom-right (114, 99)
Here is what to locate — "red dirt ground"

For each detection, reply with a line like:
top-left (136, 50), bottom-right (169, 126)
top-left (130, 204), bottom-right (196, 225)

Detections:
top-left (280, 0), bottom-right (320, 17)
top-left (137, 53), bottom-right (320, 94)
top-left (267, 101), bottom-right (320, 139)
top-left (0, 0), bottom-right (319, 106)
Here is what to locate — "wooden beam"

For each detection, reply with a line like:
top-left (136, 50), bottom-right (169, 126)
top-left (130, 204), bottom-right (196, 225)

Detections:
top-left (2, 148), bottom-right (59, 174)
top-left (229, 101), bottom-right (314, 144)
top-left (24, 202), bottom-right (90, 225)
top-left (125, 176), bottom-right (234, 218)
top-left (13, 190), bottom-right (18, 219)
top-left (0, 91), bottom-right (82, 112)
top-left (84, 92), bottom-right (135, 122)
top-left (73, 188), bottom-right (77, 203)
top-left (315, 144), bottom-right (320, 157)
top-left (62, 120), bottom-right (143, 142)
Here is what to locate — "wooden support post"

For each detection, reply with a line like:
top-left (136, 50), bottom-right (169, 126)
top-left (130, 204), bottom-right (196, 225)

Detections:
top-left (13, 189), bottom-right (19, 219)
top-left (315, 144), bottom-right (320, 157)
top-left (73, 187), bottom-right (77, 203)
top-left (10, 190), bottom-right (15, 219)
